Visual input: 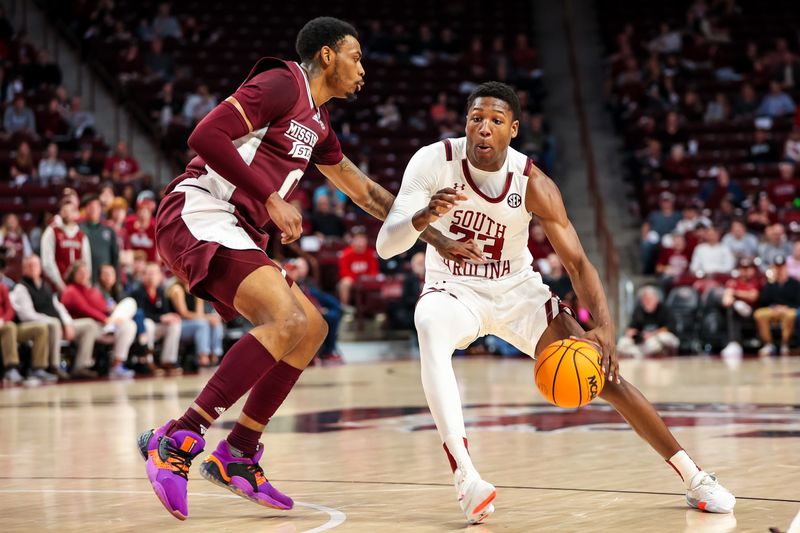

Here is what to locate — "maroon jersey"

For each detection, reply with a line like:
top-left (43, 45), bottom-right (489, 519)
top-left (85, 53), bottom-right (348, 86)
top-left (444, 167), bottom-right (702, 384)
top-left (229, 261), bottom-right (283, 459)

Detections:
top-left (0, 231), bottom-right (25, 281)
top-left (164, 58), bottom-right (343, 251)
top-left (125, 217), bottom-right (157, 261)
top-left (53, 225), bottom-right (85, 277)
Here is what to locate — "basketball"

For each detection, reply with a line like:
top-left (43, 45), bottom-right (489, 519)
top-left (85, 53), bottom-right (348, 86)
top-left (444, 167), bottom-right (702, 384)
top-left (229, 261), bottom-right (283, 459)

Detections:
top-left (534, 339), bottom-right (605, 408)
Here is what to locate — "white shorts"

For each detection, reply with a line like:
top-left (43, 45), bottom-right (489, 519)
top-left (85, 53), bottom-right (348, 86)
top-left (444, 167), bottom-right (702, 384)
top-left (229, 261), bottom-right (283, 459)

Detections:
top-left (418, 268), bottom-right (573, 356)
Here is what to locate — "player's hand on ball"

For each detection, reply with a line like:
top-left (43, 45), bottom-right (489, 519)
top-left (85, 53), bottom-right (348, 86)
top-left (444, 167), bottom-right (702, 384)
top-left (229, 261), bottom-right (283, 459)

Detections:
top-left (572, 323), bottom-right (619, 383)
top-left (436, 238), bottom-right (487, 266)
top-left (266, 192), bottom-right (303, 244)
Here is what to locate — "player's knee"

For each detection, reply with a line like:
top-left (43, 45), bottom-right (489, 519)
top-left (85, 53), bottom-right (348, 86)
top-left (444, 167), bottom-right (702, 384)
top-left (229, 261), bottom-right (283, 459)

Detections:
top-left (278, 310), bottom-right (309, 347)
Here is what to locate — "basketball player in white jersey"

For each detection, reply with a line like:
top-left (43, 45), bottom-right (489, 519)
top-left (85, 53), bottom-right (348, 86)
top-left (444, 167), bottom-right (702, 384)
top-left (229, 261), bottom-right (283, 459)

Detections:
top-left (377, 82), bottom-right (735, 524)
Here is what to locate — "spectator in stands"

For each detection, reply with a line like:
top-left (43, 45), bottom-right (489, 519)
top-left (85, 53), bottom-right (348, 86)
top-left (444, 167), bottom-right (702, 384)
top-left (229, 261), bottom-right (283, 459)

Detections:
top-left (66, 96), bottom-right (95, 139)
top-left (124, 250), bottom-right (148, 294)
top-left (786, 241), bottom-right (800, 280)
top-left (37, 143), bottom-right (67, 184)
top-left (11, 255), bottom-right (99, 379)
top-left (9, 140), bottom-right (36, 185)
top-left (754, 255), bottom-right (800, 356)
top-left (430, 92), bottom-right (449, 123)
top-left (152, 3), bottom-right (182, 40)
top-left (98, 263), bottom-right (126, 304)
top-left (102, 141), bottom-right (141, 185)
top-left (124, 191), bottom-right (157, 261)
top-left (659, 111), bottom-right (689, 152)
top-left (719, 257), bottom-right (762, 358)
top-left (40, 198), bottom-right (91, 292)
top-left (699, 166), bottom-right (744, 209)
top-left (338, 226), bottom-right (379, 307)
top-left (732, 82), bottom-right (760, 118)
top-left (29, 50), bottom-right (62, 89)
top-left (287, 257), bottom-right (343, 363)
top-left (617, 286), bottom-right (679, 358)
top-left (785, 124), bottom-right (800, 163)
top-left (635, 138), bottom-right (664, 182)
top-left (388, 251), bottom-right (425, 331)
top-left (663, 143), bottom-right (693, 181)
top-left (80, 194), bottom-right (119, 283)
top-left (681, 89), bottom-right (705, 122)
top-left (759, 223), bottom-right (792, 268)
top-left (3, 94), bottom-right (36, 137)
top-left (749, 127), bottom-right (776, 163)
top-left (68, 145), bottom-right (101, 184)
top-left (517, 113), bottom-right (554, 172)
top-left (543, 253), bottom-right (573, 299)
top-left (143, 38), bottom-right (174, 81)
top-left (656, 232), bottom-right (690, 293)
top-left (313, 182), bottom-right (347, 214)
top-left (311, 194), bottom-right (346, 239)
top-left (39, 97), bottom-right (69, 142)
top-left (182, 83), bottom-right (216, 127)
top-left (722, 219), bottom-right (759, 260)
top-left (0, 213), bottom-right (32, 282)
top-left (648, 22), bottom-right (682, 55)
top-left (0, 257), bottom-right (51, 384)
top-left (768, 160), bottom-right (799, 207)
top-left (61, 261), bottom-right (136, 378)
top-left (132, 263), bottom-right (181, 373)
top-left (703, 92), bottom-right (730, 123)
top-left (167, 278), bottom-right (222, 368)
top-left (747, 192), bottom-right (778, 232)
top-left (641, 192), bottom-right (682, 273)
top-left (690, 226), bottom-right (735, 275)
top-left (756, 80), bottom-right (796, 118)
top-left (528, 223), bottom-right (554, 272)
top-left (376, 96), bottom-right (401, 129)
top-left (511, 33), bottom-right (539, 77)
top-left (118, 43), bottom-right (143, 84)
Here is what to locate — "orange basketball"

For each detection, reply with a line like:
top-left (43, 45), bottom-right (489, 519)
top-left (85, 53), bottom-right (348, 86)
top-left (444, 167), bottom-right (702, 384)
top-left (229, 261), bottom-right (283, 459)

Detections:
top-left (534, 339), bottom-right (605, 408)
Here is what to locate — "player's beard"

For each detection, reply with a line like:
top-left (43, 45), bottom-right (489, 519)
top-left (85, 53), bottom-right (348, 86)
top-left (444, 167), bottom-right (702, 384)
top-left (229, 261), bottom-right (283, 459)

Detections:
top-left (332, 65), bottom-right (358, 102)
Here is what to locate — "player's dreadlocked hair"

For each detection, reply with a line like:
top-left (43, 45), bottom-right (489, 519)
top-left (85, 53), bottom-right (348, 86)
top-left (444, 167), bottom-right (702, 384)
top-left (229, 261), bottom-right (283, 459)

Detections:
top-left (296, 17), bottom-right (358, 64)
top-left (466, 82), bottom-right (522, 121)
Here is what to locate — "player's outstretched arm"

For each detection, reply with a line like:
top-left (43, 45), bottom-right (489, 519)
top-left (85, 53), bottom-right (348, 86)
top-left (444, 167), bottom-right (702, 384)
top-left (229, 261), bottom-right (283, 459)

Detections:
top-left (525, 164), bottom-right (620, 383)
top-left (317, 156), bottom-right (483, 263)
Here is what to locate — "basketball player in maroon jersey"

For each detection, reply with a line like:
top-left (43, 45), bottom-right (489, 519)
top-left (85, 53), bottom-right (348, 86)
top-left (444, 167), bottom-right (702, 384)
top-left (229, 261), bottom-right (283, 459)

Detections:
top-left (137, 17), bottom-right (482, 520)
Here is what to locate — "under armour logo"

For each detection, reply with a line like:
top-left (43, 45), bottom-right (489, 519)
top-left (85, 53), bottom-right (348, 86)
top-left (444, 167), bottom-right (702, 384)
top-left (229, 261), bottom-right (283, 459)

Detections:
top-left (453, 183), bottom-right (465, 191)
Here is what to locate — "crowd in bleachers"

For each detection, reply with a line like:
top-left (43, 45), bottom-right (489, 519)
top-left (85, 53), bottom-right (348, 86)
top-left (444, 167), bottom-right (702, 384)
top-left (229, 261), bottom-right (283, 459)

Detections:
top-left (601, 0), bottom-right (800, 356)
top-left (0, 1), bottom-right (562, 382)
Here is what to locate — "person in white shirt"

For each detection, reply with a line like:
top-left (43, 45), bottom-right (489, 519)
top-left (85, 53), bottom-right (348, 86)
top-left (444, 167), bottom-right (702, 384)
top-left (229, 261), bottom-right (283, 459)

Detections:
top-left (377, 81), bottom-right (735, 524)
top-left (690, 226), bottom-right (735, 275)
top-left (721, 219), bottom-right (759, 260)
top-left (37, 142), bottom-right (68, 184)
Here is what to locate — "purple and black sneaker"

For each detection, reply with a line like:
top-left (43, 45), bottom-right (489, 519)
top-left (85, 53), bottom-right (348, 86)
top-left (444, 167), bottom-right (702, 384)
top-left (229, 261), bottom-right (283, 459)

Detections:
top-left (137, 420), bottom-right (205, 520)
top-left (200, 439), bottom-right (294, 510)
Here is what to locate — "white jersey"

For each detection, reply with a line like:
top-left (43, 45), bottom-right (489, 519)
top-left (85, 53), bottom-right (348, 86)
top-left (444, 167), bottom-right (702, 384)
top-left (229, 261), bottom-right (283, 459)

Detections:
top-left (404, 137), bottom-right (535, 282)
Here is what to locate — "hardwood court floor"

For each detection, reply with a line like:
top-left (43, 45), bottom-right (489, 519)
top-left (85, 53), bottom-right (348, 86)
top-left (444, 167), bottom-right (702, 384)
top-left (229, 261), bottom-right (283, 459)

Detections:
top-left (1, 355), bottom-right (798, 532)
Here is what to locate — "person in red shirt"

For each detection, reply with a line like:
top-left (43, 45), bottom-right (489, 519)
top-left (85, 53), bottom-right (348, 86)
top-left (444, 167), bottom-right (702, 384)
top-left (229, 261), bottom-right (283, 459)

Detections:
top-left (124, 191), bottom-right (158, 262)
top-left (767, 160), bottom-right (799, 208)
top-left (656, 232), bottom-right (690, 293)
top-left (102, 141), bottom-right (141, 185)
top-left (60, 261), bottom-right (137, 378)
top-left (337, 226), bottom-right (379, 305)
top-left (0, 213), bottom-right (32, 282)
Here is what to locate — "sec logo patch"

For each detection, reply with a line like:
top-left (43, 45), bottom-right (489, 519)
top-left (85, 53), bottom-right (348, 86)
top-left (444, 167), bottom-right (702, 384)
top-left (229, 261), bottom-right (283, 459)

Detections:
top-left (507, 193), bottom-right (522, 208)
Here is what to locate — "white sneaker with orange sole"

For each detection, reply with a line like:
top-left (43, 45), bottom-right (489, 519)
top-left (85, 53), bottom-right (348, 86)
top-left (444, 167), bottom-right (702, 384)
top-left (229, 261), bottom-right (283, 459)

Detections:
top-left (454, 468), bottom-right (496, 524)
top-left (686, 472), bottom-right (736, 513)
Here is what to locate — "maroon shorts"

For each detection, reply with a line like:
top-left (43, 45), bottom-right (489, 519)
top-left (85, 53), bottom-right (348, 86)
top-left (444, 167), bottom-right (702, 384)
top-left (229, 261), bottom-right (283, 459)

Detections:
top-left (156, 191), bottom-right (293, 322)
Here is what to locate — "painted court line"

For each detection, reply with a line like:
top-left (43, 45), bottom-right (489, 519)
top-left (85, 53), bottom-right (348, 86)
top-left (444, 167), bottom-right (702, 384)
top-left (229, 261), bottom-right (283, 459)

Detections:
top-left (0, 489), bottom-right (346, 532)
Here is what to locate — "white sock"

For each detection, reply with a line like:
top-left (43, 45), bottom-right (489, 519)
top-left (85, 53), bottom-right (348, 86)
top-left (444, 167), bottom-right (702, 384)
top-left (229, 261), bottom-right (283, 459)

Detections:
top-left (667, 450), bottom-right (701, 489)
